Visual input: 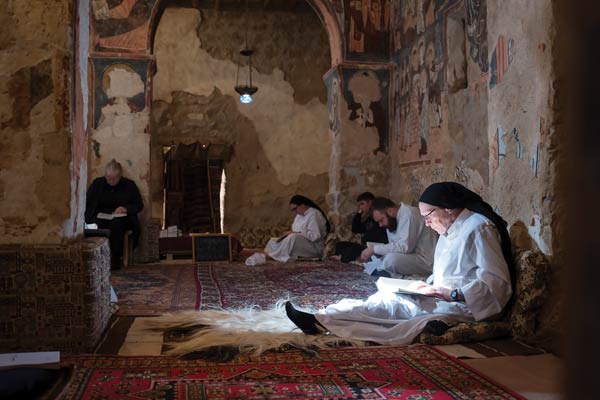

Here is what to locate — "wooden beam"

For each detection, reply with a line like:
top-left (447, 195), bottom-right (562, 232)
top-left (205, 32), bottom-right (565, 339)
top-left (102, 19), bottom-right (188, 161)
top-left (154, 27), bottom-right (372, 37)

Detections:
top-left (214, 0), bottom-right (220, 11)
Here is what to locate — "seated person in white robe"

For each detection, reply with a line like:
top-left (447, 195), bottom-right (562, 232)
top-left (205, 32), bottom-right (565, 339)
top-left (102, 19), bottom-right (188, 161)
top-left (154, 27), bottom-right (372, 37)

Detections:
top-left (285, 182), bottom-right (516, 345)
top-left (360, 197), bottom-right (437, 277)
top-left (264, 195), bottom-right (330, 262)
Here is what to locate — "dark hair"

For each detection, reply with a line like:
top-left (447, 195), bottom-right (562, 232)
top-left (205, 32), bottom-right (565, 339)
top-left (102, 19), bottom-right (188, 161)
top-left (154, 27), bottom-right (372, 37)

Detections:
top-left (356, 192), bottom-right (375, 202)
top-left (289, 195), bottom-right (331, 234)
top-left (419, 182), bottom-right (516, 294)
top-left (370, 197), bottom-right (396, 212)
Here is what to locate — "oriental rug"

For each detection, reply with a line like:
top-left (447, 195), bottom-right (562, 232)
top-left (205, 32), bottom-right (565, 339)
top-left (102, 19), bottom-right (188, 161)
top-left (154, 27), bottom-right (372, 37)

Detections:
top-left (111, 264), bottom-right (200, 316)
top-left (197, 261), bottom-right (378, 310)
top-left (59, 345), bottom-right (525, 399)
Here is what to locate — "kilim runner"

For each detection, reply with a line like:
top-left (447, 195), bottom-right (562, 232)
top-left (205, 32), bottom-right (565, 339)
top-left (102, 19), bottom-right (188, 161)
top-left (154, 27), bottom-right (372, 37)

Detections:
top-left (60, 345), bottom-right (525, 399)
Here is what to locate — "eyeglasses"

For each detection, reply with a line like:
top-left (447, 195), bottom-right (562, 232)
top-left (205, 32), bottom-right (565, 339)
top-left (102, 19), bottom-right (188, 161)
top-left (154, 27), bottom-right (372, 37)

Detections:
top-left (290, 205), bottom-right (298, 213)
top-left (421, 208), bottom-right (438, 220)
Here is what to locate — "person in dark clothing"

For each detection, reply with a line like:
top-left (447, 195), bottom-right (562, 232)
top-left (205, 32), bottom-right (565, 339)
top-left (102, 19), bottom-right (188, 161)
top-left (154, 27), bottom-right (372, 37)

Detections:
top-left (330, 192), bottom-right (388, 263)
top-left (85, 159), bottom-right (143, 270)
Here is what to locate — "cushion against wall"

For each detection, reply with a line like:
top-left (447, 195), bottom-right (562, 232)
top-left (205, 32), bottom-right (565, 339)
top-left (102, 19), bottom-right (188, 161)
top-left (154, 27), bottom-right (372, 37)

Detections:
top-left (415, 249), bottom-right (551, 345)
top-left (509, 249), bottom-right (551, 339)
top-left (239, 222), bottom-right (291, 249)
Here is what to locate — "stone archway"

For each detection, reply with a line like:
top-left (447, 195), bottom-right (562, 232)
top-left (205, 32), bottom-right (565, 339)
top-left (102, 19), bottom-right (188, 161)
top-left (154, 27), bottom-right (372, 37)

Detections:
top-left (146, 1), bottom-right (340, 247)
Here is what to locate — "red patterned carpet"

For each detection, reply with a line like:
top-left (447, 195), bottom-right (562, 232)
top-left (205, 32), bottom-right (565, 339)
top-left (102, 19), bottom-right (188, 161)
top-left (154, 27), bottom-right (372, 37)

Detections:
top-left (111, 264), bottom-right (200, 316)
top-left (60, 345), bottom-right (524, 399)
top-left (197, 261), bottom-right (378, 310)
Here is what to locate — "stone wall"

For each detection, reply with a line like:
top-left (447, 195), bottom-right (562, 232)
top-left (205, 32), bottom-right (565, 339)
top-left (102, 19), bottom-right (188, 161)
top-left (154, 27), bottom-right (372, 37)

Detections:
top-left (0, 0), bottom-right (81, 244)
top-left (486, 0), bottom-right (555, 255)
top-left (150, 7), bottom-right (331, 241)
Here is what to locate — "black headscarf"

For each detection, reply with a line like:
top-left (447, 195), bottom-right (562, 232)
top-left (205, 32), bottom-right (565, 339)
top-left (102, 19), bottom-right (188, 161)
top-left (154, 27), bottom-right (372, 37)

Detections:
top-left (289, 195), bottom-right (331, 234)
top-left (419, 182), bottom-right (516, 292)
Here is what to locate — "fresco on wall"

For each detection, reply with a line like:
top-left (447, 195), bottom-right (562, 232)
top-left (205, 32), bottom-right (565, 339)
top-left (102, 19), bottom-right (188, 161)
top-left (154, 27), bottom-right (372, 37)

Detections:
top-left (489, 35), bottom-right (514, 88)
top-left (391, 0), bottom-right (464, 166)
top-left (341, 67), bottom-right (390, 154)
top-left (464, 0), bottom-right (488, 72)
top-left (91, 57), bottom-right (151, 128)
top-left (324, 68), bottom-right (341, 135)
top-left (91, 0), bottom-right (156, 51)
top-left (343, 0), bottom-right (391, 61)
top-left (492, 124), bottom-right (540, 179)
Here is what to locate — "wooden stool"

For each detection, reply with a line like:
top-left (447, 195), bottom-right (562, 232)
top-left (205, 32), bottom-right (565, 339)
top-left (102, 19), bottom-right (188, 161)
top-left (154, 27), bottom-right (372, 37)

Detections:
top-left (122, 230), bottom-right (134, 268)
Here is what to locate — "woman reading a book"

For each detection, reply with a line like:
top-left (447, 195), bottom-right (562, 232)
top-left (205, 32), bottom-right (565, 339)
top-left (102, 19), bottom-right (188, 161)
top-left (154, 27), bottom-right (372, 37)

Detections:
top-left (85, 159), bottom-right (143, 270)
top-left (263, 195), bottom-right (330, 263)
top-left (285, 182), bottom-right (515, 344)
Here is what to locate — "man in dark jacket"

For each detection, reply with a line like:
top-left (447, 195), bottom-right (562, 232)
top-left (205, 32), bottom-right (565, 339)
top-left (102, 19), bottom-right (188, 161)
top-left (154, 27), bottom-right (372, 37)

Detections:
top-left (85, 159), bottom-right (143, 270)
top-left (330, 192), bottom-right (388, 263)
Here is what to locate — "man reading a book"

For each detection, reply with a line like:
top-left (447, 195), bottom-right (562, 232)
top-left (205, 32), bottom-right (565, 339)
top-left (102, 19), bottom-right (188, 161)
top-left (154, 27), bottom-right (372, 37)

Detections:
top-left (285, 182), bottom-right (514, 345)
top-left (359, 197), bottom-right (437, 277)
top-left (85, 159), bottom-right (143, 270)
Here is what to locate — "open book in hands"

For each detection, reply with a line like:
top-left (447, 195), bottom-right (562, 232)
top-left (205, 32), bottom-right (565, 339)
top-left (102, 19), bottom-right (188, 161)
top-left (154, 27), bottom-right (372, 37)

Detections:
top-left (97, 212), bottom-right (127, 220)
top-left (375, 277), bottom-right (434, 297)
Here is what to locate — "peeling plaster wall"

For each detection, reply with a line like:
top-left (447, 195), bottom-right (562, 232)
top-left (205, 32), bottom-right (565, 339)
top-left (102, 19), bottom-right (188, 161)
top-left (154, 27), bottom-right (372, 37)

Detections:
top-left (151, 8), bottom-right (331, 236)
top-left (88, 57), bottom-right (153, 260)
top-left (487, 0), bottom-right (555, 255)
top-left (0, 0), bottom-right (74, 243)
top-left (326, 65), bottom-right (392, 240)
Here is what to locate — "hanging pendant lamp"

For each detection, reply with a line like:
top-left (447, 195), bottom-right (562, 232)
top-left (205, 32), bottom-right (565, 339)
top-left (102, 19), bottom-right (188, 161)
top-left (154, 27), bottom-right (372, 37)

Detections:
top-left (234, 1), bottom-right (258, 104)
top-left (234, 49), bottom-right (258, 104)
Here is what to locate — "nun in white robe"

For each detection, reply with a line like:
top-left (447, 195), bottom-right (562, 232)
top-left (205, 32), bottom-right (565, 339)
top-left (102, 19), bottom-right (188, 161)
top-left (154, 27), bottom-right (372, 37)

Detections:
top-left (287, 182), bottom-right (516, 345)
top-left (265, 196), bottom-right (329, 262)
top-left (315, 209), bottom-right (512, 344)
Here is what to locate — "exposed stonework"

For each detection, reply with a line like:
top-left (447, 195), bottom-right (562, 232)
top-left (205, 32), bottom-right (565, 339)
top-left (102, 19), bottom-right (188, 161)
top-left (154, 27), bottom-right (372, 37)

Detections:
top-left (150, 7), bottom-right (331, 239)
top-left (152, 89), bottom-right (329, 240)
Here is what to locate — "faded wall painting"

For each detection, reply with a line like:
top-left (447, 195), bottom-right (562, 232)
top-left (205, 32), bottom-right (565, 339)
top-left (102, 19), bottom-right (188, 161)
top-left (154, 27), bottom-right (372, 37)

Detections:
top-left (464, 0), bottom-right (488, 72)
top-left (343, 0), bottom-right (391, 61)
top-left (91, 57), bottom-right (151, 128)
top-left (392, 0), bottom-right (466, 165)
top-left (91, 0), bottom-right (156, 52)
top-left (324, 68), bottom-right (341, 135)
top-left (341, 67), bottom-right (390, 154)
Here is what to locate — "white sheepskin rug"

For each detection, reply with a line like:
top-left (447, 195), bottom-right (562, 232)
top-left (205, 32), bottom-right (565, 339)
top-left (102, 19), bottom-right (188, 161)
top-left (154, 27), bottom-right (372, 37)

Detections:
top-left (144, 300), bottom-right (370, 359)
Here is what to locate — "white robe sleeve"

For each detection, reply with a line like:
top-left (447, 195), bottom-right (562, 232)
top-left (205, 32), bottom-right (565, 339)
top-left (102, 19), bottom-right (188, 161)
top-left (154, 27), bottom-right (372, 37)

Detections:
top-left (298, 208), bottom-right (325, 242)
top-left (373, 206), bottom-right (421, 255)
top-left (461, 225), bottom-right (513, 321)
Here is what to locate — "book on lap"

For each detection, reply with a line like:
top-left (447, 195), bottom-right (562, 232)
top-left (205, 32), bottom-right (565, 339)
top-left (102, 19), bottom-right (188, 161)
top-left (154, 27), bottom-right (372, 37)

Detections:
top-left (97, 212), bottom-right (127, 220)
top-left (375, 277), bottom-right (434, 297)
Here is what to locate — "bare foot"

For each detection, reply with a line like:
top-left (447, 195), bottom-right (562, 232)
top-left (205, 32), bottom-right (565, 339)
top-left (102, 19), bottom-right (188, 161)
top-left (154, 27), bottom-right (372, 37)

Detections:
top-left (328, 255), bottom-right (342, 262)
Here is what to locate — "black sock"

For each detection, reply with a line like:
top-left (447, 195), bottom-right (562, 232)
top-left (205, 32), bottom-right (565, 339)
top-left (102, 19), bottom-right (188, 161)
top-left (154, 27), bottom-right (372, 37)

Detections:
top-left (285, 301), bottom-right (323, 335)
top-left (371, 269), bottom-right (391, 278)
